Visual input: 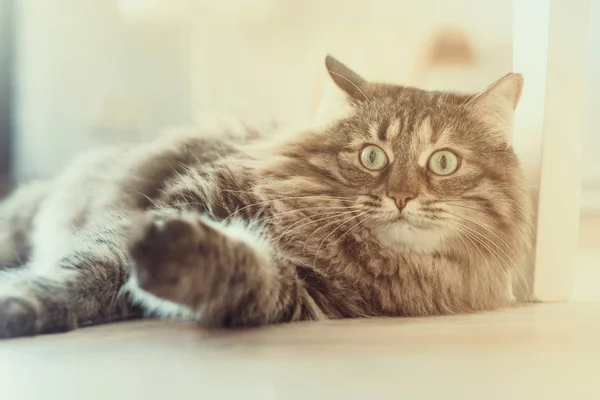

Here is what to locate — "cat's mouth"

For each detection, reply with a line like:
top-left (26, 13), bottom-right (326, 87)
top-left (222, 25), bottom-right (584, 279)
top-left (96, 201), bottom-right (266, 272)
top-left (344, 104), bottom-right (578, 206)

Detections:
top-left (368, 208), bottom-right (437, 231)
top-left (361, 197), bottom-right (440, 231)
top-left (372, 198), bottom-right (438, 229)
top-left (396, 212), bottom-right (436, 229)
top-left (371, 213), bottom-right (448, 254)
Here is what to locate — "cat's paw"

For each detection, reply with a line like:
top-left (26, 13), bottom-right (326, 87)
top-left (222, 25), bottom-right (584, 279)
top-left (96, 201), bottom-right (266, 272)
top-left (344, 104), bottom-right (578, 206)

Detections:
top-left (0, 297), bottom-right (37, 338)
top-left (127, 214), bottom-right (221, 305)
top-left (0, 296), bottom-right (75, 339)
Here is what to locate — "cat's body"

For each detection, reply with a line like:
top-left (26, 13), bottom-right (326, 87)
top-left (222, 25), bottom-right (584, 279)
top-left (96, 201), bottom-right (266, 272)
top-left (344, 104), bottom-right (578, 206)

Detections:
top-left (0, 57), bottom-right (532, 338)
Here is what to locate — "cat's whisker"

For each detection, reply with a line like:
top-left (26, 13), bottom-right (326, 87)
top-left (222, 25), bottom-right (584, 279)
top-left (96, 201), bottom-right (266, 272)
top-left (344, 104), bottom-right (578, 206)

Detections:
top-left (445, 222), bottom-right (507, 300)
top-left (272, 210), bottom-right (359, 243)
top-left (334, 215), bottom-right (370, 244)
top-left (299, 205), bottom-right (364, 255)
top-left (443, 206), bottom-right (530, 297)
top-left (260, 206), bottom-right (361, 240)
top-left (443, 210), bottom-right (520, 263)
top-left (461, 221), bottom-right (521, 297)
top-left (444, 223), bottom-right (472, 260)
top-left (453, 216), bottom-right (528, 294)
top-left (259, 205), bottom-right (360, 225)
top-left (453, 221), bottom-right (512, 268)
top-left (442, 199), bottom-right (528, 222)
top-left (168, 195), bottom-right (350, 219)
top-left (456, 221), bottom-right (518, 275)
top-left (450, 220), bottom-right (514, 274)
top-left (312, 212), bottom-right (367, 269)
top-left (221, 189), bottom-right (352, 201)
top-left (446, 221), bottom-right (488, 265)
top-left (301, 214), bottom-right (357, 256)
top-left (224, 195), bottom-right (353, 221)
top-left (446, 221), bottom-right (512, 299)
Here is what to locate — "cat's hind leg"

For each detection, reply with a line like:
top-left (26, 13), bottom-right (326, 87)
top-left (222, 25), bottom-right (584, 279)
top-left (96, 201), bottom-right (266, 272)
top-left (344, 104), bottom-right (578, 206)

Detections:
top-left (0, 214), bottom-right (141, 339)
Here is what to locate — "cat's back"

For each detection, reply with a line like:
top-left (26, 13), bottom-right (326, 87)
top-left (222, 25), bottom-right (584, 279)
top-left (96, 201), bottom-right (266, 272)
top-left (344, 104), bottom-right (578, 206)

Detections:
top-left (31, 120), bottom-right (273, 256)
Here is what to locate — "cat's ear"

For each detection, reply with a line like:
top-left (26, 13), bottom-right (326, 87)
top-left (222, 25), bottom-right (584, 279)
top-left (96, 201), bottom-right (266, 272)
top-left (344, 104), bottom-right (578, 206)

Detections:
top-left (324, 55), bottom-right (368, 99)
top-left (471, 73), bottom-right (524, 128)
top-left (316, 55), bottom-right (368, 125)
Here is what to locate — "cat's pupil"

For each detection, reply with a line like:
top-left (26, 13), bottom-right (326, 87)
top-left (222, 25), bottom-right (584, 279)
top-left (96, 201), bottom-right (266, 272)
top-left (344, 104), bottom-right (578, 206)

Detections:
top-left (440, 155), bottom-right (448, 169)
top-left (369, 151), bottom-right (376, 164)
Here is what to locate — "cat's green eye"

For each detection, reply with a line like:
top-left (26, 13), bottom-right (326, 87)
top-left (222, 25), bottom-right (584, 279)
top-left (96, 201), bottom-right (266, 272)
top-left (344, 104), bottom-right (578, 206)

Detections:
top-left (428, 150), bottom-right (460, 176)
top-left (360, 145), bottom-right (388, 171)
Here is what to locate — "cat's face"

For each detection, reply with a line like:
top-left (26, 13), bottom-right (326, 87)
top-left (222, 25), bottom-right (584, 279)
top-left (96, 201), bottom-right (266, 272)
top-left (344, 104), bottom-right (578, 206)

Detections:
top-left (267, 56), bottom-right (530, 258)
top-left (324, 84), bottom-right (527, 254)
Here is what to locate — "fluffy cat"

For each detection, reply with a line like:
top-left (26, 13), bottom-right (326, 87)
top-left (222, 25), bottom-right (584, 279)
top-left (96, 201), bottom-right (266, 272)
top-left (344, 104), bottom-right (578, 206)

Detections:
top-left (0, 56), bottom-right (532, 338)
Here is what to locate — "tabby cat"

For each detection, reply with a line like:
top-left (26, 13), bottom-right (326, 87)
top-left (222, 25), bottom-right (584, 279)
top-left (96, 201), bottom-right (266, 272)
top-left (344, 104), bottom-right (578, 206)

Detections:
top-left (0, 56), bottom-right (532, 338)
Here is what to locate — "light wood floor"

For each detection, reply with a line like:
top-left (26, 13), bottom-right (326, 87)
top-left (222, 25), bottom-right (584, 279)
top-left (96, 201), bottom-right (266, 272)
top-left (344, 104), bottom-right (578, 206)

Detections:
top-left (1, 216), bottom-right (599, 400)
top-left (1, 303), bottom-right (599, 399)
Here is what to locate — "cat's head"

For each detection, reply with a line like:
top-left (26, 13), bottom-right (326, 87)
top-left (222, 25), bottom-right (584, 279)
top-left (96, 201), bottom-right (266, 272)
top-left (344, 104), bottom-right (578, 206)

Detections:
top-left (259, 55), bottom-right (532, 278)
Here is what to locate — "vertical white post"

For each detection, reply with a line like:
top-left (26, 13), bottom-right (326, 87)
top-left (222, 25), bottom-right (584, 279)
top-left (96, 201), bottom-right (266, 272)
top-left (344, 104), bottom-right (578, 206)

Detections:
top-left (512, 0), bottom-right (590, 301)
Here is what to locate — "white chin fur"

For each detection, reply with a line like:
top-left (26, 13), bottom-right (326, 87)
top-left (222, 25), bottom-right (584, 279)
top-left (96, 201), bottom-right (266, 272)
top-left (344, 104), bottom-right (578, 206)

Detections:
top-left (370, 198), bottom-right (449, 253)
top-left (372, 222), bottom-right (449, 254)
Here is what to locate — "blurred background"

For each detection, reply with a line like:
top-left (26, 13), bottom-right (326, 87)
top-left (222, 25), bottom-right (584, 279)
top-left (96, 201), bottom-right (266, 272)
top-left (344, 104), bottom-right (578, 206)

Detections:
top-left (0, 0), bottom-right (597, 213)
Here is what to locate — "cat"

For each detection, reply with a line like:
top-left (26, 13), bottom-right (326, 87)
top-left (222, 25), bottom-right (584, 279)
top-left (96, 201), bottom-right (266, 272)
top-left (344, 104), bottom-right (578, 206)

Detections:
top-left (0, 55), bottom-right (532, 338)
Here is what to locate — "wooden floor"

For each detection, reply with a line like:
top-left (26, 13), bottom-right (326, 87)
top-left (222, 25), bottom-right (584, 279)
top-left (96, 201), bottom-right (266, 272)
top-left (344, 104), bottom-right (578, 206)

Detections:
top-left (0, 302), bottom-right (599, 399)
top-left (1, 215), bottom-right (599, 399)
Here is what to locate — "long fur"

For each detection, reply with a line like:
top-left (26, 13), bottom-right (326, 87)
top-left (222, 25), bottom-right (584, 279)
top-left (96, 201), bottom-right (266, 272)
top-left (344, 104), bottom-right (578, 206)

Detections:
top-left (0, 57), bottom-right (533, 338)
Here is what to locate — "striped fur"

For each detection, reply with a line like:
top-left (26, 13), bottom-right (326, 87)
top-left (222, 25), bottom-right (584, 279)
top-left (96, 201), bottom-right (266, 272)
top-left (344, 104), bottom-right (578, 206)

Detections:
top-left (0, 57), bottom-right (532, 338)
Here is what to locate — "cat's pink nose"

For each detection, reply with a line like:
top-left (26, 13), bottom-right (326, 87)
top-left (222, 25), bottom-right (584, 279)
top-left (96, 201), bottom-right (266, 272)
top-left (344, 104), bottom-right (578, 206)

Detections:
top-left (388, 191), bottom-right (415, 211)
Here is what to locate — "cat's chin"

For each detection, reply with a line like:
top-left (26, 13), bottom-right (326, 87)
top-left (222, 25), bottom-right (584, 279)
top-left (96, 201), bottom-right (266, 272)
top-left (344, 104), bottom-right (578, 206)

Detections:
top-left (371, 221), bottom-right (450, 254)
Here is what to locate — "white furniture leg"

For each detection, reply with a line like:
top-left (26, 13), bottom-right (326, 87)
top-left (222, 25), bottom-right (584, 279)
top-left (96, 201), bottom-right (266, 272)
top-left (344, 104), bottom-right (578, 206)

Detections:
top-left (512, 0), bottom-right (590, 301)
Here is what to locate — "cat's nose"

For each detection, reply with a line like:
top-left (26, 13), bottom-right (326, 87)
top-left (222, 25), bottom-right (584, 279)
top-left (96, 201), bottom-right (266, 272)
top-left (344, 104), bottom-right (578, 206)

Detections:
top-left (388, 191), bottom-right (415, 211)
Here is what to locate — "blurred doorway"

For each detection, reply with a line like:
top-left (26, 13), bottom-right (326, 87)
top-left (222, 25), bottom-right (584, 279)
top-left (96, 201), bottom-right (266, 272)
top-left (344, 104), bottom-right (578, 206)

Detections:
top-left (0, 0), bottom-right (14, 196)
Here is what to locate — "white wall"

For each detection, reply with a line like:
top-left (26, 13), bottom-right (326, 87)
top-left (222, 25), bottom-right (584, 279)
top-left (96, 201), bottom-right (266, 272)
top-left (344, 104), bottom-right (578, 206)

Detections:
top-left (13, 0), bottom-right (599, 212)
top-left (14, 0), bottom-right (192, 180)
top-left (583, 1), bottom-right (600, 186)
top-left (0, 0), bottom-right (13, 175)
top-left (185, 0), bottom-right (513, 124)
top-left (15, 0), bottom-right (514, 181)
